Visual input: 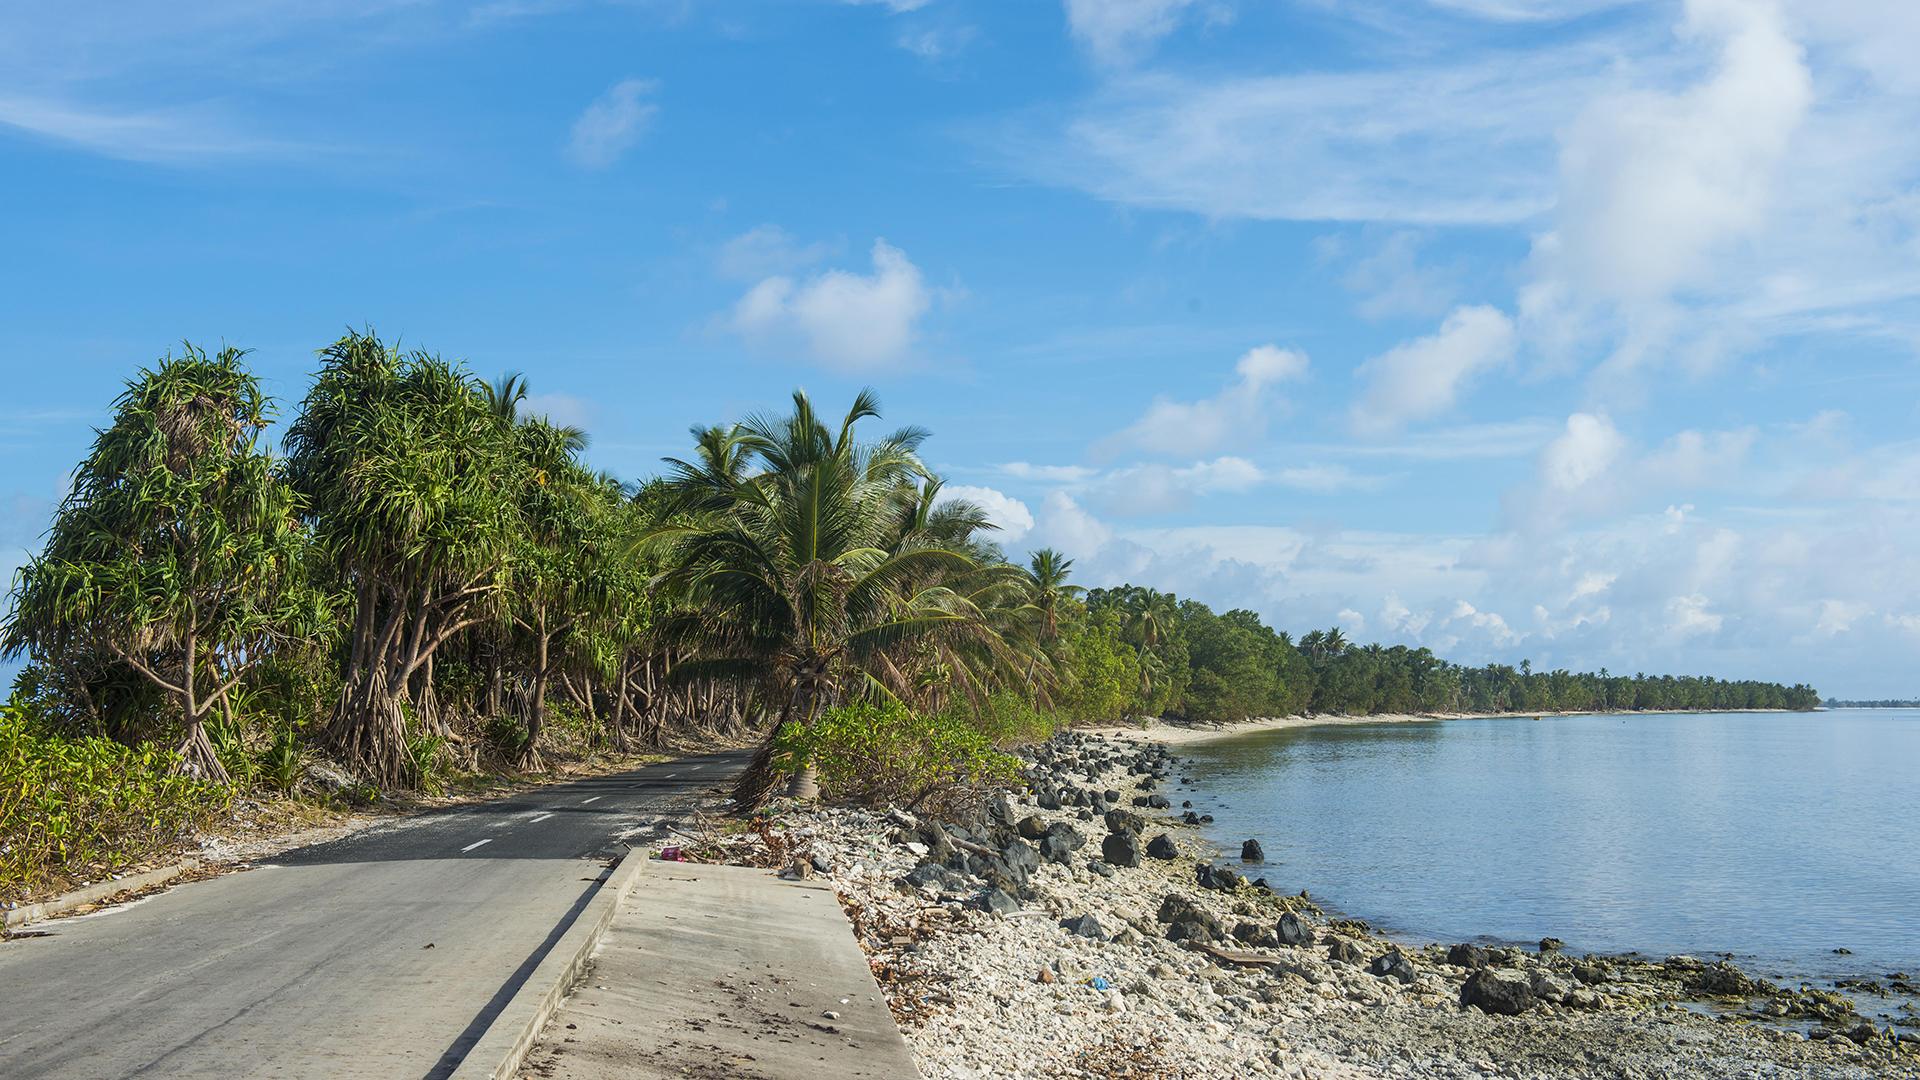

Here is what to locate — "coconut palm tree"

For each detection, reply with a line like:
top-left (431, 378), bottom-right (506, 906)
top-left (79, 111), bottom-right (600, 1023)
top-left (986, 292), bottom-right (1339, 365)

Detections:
top-left (1024, 548), bottom-right (1083, 642)
top-left (658, 389), bottom-right (1009, 809)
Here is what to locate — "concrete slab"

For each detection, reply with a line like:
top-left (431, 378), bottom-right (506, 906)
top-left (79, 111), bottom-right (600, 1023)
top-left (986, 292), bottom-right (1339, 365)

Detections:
top-left (519, 861), bottom-right (920, 1080)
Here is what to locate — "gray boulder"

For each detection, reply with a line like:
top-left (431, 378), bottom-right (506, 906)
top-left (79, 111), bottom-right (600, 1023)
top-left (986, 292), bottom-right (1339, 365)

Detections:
top-left (1101, 830), bottom-right (1141, 868)
top-left (1145, 833), bottom-right (1178, 860)
top-left (1461, 968), bottom-right (1537, 1015)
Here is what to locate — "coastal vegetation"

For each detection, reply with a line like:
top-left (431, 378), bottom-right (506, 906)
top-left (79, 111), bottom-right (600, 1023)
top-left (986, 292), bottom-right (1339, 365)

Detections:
top-left (0, 337), bottom-right (1819, 892)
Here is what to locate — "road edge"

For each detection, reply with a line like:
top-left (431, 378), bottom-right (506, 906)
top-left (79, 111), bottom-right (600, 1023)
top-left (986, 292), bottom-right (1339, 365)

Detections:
top-left (3, 860), bottom-right (201, 930)
top-left (447, 846), bottom-right (652, 1080)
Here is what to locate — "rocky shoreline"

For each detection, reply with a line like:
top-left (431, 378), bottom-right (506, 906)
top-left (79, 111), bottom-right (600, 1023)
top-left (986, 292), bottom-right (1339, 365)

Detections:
top-left (711, 732), bottom-right (1917, 1078)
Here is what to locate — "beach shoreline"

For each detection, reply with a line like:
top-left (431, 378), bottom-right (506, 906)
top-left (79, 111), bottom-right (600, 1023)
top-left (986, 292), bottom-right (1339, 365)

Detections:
top-left (714, 727), bottom-right (1912, 1078)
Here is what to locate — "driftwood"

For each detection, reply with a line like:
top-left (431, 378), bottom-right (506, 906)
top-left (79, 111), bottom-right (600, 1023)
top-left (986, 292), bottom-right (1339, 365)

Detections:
top-left (1195, 942), bottom-right (1289, 968)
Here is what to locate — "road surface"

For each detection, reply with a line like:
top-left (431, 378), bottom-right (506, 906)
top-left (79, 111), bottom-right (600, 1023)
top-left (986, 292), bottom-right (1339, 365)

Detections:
top-left (0, 751), bottom-right (744, 1080)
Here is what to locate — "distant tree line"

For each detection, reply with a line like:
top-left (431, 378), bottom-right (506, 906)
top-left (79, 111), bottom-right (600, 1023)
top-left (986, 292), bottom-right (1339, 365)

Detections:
top-left (1822, 698), bottom-right (1920, 708)
top-left (1044, 586), bottom-right (1821, 725)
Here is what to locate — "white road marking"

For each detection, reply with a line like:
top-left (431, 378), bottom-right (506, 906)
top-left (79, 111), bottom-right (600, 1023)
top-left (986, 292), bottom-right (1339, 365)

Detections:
top-left (461, 839), bottom-right (493, 853)
top-left (529, 813), bottom-right (554, 824)
top-left (582, 796), bottom-right (602, 804)
top-left (664, 772), bottom-right (679, 779)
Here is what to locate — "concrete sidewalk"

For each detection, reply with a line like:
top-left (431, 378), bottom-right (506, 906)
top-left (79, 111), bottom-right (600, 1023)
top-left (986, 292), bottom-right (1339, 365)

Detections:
top-left (518, 861), bottom-right (920, 1080)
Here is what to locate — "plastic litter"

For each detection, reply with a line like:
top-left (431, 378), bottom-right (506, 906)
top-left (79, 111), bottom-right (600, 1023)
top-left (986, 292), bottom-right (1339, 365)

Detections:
top-left (1084, 976), bottom-right (1110, 991)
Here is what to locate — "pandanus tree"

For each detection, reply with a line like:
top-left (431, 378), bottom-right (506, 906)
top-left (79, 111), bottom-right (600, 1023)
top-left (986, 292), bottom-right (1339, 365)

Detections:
top-left (503, 418), bottom-right (619, 766)
top-left (658, 390), bottom-right (1007, 809)
top-left (283, 331), bottom-right (515, 785)
top-left (3, 346), bottom-right (313, 781)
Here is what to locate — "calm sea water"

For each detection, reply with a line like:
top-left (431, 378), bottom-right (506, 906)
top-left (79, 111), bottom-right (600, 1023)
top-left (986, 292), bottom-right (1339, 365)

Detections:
top-left (1176, 710), bottom-right (1920, 986)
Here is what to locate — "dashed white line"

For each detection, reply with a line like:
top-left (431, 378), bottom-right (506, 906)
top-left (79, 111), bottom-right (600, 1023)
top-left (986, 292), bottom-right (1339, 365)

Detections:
top-left (664, 772), bottom-right (679, 779)
top-left (582, 796), bottom-right (602, 804)
top-left (461, 839), bottom-right (493, 853)
top-left (529, 813), bottom-right (554, 824)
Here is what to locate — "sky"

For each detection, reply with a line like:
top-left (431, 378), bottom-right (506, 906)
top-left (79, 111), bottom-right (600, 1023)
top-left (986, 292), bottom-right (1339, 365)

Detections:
top-left (3, 0), bottom-right (1919, 696)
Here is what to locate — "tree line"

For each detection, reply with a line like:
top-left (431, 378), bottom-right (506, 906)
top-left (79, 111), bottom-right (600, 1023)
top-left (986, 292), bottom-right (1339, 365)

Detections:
top-left (2, 336), bottom-right (1820, 810)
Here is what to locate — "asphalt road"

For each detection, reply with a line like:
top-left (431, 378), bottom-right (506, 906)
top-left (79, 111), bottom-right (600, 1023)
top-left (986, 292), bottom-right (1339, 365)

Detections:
top-left (0, 750), bottom-right (745, 1080)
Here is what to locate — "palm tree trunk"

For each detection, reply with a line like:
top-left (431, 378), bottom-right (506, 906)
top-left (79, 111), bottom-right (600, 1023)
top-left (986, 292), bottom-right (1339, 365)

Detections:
top-left (729, 695), bottom-right (795, 810)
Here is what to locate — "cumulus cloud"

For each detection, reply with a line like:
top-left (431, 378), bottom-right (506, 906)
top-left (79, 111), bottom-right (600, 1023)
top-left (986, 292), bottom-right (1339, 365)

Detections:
top-left (728, 239), bottom-right (934, 370)
top-left (1030, 490), bottom-right (1113, 554)
top-left (1540, 412), bottom-right (1625, 492)
top-left (939, 483), bottom-right (1034, 542)
top-left (1108, 344), bottom-right (1307, 457)
top-left (1352, 305), bottom-right (1516, 434)
top-left (566, 78), bottom-right (658, 169)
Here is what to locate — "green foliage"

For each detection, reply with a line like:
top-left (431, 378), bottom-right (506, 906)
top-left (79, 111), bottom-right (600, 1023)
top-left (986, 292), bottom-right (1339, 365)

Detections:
top-left (0, 698), bottom-right (228, 902)
top-left (773, 701), bottom-right (1023, 812)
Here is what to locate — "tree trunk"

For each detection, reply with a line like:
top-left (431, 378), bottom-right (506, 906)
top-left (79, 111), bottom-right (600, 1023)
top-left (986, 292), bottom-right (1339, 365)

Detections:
top-left (522, 621), bottom-right (549, 769)
top-left (729, 694), bottom-right (796, 811)
top-left (175, 717), bottom-right (229, 784)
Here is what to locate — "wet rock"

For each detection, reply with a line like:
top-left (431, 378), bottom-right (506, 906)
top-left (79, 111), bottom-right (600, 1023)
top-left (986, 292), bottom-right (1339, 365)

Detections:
top-left (1143, 794), bottom-right (1170, 809)
top-left (1688, 961), bottom-right (1760, 998)
top-left (1101, 830), bottom-right (1141, 868)
top-left (1240, 839), bottom-right (1265, 862)
top-left (1146, 833), bottom-right (1178, 860)
top-left (1538, 937), bottom-right (1565, 953)
top-left (1195, 864), bottom-right (1242, 891)
top-left (1461, 968), bottom-right (1538, 1016)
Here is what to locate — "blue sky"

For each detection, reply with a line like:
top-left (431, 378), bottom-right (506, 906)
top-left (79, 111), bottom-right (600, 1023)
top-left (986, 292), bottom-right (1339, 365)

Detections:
top-left (4, 0), bottom-right (1919, 695)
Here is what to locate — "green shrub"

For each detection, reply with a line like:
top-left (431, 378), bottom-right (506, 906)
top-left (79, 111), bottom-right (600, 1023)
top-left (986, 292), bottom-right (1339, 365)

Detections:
top-left (0, 698), bottom-right (228, 903)
top-left (776, 700), bottom-right (1022, 813)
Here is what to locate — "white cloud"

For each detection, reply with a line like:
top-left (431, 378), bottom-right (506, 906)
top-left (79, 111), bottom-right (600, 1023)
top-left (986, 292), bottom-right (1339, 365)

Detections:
top-left (1352, 305), bottom-right (1516, 434)
top-left (1539, 412), bottom-right (1625, 492)
top-left (0, 95), bottom-right (307, 163)
top-left (1665, 593), bottom-right (1723, 639)
top-left (1089, 456), bottom-right (1265, 516)
top-left (1063, 0), bottom-right (1217, 64)
top-left (1013, 46), bottom-right (1606, 224)
top-left (728, 239), bottom-right (935, 370)
top-left (939, 484), bottom-right (1034, 542)
top-left (1273, 464), bottom-right (1388, 494)
top-left (999, 462), bottom-right (1099, 483)
top-left (1814, 598), bottom-right (1868, 636)
top-left (1570, 571), bottom-right (1616, 601)
top-left (567, 78), bottom-right (658, 169)
top-left (716, 225), bottom-right (834, 281)
top-left (1108, 344), bottom-right (1307, 456)
top-left (1031, 491), bottom-right (1113, 554)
